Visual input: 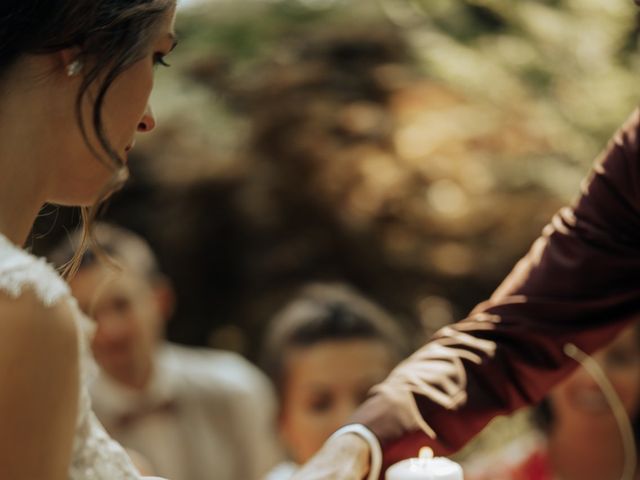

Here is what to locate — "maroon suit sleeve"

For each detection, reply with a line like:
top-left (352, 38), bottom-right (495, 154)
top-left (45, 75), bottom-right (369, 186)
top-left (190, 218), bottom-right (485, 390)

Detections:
top-left (350, 108), bottom-right (640, 470)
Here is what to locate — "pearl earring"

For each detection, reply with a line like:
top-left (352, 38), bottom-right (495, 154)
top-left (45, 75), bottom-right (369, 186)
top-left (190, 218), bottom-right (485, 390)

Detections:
top-left (66, 60), bottom-right (83, 77)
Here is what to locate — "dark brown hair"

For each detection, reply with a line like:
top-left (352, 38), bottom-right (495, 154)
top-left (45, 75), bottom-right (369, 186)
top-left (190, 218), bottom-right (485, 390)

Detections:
top-left (0, 0), bottom-right (175, 274)
top-left (260, 283), bottom-right (411, 399)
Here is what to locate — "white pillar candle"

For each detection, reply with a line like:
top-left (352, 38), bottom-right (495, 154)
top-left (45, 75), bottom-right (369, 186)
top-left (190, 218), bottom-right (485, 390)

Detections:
top-left (385, 448), bottom-right (463, 480)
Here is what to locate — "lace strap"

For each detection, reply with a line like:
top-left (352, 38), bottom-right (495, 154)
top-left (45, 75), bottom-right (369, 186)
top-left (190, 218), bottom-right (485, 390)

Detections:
top-left (0, 235), bottom-right (70, 307)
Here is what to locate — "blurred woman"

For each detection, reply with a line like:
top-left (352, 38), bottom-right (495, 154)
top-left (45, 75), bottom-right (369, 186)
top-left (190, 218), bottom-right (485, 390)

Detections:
top-left (466, 322), bottom-right (640, 480)
top-left (0, 1), bottom-right (177, 478)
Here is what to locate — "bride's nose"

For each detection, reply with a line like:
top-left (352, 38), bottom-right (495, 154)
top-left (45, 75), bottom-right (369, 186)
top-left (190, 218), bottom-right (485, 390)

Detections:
top-left (137, 104), bottom-right (156, 133)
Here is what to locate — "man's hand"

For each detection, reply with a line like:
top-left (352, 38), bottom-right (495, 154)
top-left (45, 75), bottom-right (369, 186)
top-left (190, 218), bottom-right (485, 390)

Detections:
top-left (290, 433), bottom-right (371, 480)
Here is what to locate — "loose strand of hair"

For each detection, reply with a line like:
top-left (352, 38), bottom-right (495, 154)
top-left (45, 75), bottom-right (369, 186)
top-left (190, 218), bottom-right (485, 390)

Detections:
top-left (61, 170), bottom-right (127, 280)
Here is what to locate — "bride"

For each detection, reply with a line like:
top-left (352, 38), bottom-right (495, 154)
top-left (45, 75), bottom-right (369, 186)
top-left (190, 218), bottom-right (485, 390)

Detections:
top-left (0, 1), bottom-right (177, 478)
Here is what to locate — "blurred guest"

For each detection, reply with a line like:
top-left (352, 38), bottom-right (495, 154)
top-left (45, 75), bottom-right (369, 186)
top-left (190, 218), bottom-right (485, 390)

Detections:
top-left (260, 283), bottom-right (411, 479)
top-left (465, 322), bottom-right (640, 480)
top-left (51, 223), bottom-right (282, 480)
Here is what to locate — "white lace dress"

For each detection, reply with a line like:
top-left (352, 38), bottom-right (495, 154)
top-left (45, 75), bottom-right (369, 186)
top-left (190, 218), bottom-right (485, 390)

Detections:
top-left (0, 234), bottom-right (144, 479)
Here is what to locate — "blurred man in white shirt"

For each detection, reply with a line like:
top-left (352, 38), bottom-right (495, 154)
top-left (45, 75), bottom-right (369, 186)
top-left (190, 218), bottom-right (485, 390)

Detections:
top-left (52, 223), bottom-right (282, 480)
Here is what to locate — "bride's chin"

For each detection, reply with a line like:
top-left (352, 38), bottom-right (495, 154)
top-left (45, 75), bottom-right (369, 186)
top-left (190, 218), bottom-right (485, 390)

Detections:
top-left (50, 177), bottom-right (121, 207)
top-left (50, 195), bottom-right (103, 208)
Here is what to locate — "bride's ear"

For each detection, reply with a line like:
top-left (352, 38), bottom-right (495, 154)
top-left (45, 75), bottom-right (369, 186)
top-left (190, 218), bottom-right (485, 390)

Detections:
top-left (58, 47), bottom-right (84, 77)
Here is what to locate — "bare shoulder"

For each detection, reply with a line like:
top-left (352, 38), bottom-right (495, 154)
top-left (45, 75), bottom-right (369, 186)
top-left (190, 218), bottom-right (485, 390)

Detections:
top-left (0, 289), bottom-right (79, 478)
top-left (0, 287), bottom-right (78, 353)
top-left (0, 286), bottom-right (79, 397)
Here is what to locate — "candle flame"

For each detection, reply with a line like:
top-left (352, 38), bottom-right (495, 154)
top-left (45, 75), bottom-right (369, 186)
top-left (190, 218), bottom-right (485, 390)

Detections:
top-left (419, 447), bottom-right (434, 459)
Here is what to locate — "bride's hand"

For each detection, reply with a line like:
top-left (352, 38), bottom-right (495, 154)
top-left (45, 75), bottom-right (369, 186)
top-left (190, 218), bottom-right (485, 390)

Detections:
top-left (290, 433), bottom-right (371, 480)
